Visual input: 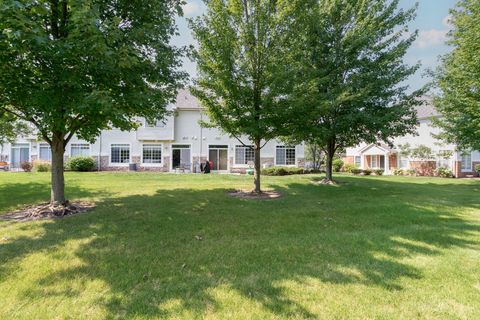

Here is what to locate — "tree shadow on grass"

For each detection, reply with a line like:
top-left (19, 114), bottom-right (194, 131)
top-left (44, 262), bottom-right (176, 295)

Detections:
top-left (1, 176), bottom-right (479, 318)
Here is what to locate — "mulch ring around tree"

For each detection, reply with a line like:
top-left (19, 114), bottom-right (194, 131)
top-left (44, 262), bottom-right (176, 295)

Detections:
top-left (227, 189), bottom-right (282, 200)
top-left (311, 178), bottom-right (345, 186)
top-left (1, 201), bottom-right (95, 222)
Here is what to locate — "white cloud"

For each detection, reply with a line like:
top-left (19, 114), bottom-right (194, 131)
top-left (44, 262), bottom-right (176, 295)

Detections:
top-left (415, 29), bottom-right (448, 48)
top-left (182, 1), bottom-right (201, 17)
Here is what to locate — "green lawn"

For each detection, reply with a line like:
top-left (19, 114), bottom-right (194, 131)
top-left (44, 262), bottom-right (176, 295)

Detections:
top-left (0, 172), bottom-right (479, 319)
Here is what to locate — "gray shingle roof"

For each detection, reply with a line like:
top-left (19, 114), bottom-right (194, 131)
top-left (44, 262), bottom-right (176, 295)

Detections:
top-left (175, 89), bottom-right (201, 110)
top-left (415, 97), bottom-right (440, 119)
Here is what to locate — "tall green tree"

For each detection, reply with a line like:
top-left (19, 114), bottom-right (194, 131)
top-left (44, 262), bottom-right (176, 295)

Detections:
top-left (0, 0), bottom-right (184, 206)
top-left (282, 0), bottom-right (423, 182)
top-left (190, 0), bottom-right (302, 193)
top-left (433, 0), bottom-right (480, 150)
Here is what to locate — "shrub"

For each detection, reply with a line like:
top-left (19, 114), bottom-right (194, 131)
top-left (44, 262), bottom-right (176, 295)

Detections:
top-left (351, 168), bottom-right (363, 175)
top-left (363, 169), bottom-right (372, 176)
top-left (475, 164), bottom-right (480, 173)
top-left (261, 166), bottom-right (305, 176)
top-left (406, 168), bottom-right (417, 176)
top-left (332, 158), bottom-right (344, 172)
top-left (20, 161), bottom-right (33, 172)
top-left (33, 160), bottom-right (51, 172)
top-left (67, 156), bottom-right (96, 172)
top-left (374, 169), bottom-right (384, 176)
top-left (435, 167), bottom-right (454, 178)
top-left (393, 169), bottom-right (404, 176)
top-left (343, 163), bottom-right (357, 173)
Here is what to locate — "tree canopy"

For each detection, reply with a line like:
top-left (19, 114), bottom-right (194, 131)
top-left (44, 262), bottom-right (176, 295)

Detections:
top-left (190, 0), bottom-right (303, 192)
top-left (0, 0), bottom-right (185, 205)
top-left (281, 0), bottom-right (423, 181)
top-left (433, 0), bottom-right (480, 151)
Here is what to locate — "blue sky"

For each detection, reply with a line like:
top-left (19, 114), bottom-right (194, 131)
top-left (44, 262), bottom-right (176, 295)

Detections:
top-left (173, 0), bottom-right (458, 92)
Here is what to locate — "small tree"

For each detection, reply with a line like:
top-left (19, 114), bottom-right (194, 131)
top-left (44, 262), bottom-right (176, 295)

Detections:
top-left (0, 0), bottom-right (184, 207)
top-left (305, 143), bottom-right (324, 170)
top-left (433, 0), bottom-right (480, 150)
top-left (282, 0), bottom-right (423, 182)
top-left (410, 145), bottom-right (434, 161)
top-left (191, 0), bottom-right (302, 193)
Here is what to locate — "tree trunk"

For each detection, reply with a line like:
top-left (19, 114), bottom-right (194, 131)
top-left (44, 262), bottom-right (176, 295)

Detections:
top-left (51, 133), bottom-right (66, 205)
top-left (253, 140), bottom-right (262, 193)
top-left (324, 139), bottom-right (336, 182)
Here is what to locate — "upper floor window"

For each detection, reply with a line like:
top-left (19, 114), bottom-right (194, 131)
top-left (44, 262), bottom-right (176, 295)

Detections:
top-left (235, 145), bottom-right (254, 165)
top-left (461, 153), bottom-right (472, 171)
top-left (71, 144), bottom-right (90, 157)
top-left (39, 143), bottom-right (51, 161)
top-left (276, 146), bottom-right (296, 166)
top-left (111, 144), bottom-right (130, 164)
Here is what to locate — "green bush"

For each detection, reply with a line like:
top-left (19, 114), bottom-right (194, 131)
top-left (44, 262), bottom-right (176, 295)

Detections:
top-left (67, 156), bottom-right (96, 172)
top-left (343, 163), bottom-right (357, 173)
top-left (33, 160), bottom-right (51, 172)
top-left (406, 168), bottom-right (417, 176)
top-left (374, 169), bottom-right (384, 176)
top-left (20, 161), bottom-right (33, 172)
top-left (475, 164), bottom-right (480, 173)
top-left (351, 168), bottom-right (363, 175)
top-left (332, 158), bottom-right (344, 172)
top-left (363, 169), bottom-right (372, 176)
top-left (393, 169), bottom-right (404, 176)
top-left (435, 167), bottom-right (454, 178)
top-left (261, 166), bottom-right (305, 176)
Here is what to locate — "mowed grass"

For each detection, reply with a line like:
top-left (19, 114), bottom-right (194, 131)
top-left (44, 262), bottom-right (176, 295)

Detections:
top-left (0, 172), bottom-right (479, 320)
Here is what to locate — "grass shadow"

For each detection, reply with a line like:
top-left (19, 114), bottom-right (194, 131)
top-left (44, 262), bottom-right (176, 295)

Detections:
top-left (0, 175), bottom-right (479, 318)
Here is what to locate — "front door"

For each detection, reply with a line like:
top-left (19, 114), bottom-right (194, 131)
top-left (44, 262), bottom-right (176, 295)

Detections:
top-left (11, 144), bottom-right (30, 168)
top-left (172, 145), bottom-right (191, 170)
top-left (208, 146), bottom-right (228, 171)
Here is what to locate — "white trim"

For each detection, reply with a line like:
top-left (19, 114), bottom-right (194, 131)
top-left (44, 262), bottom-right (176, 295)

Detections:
top-left (359, 143), bottom-right (389, 154)
top-left (141, 143), bottom-right (163, 166)
top-left (233, 144), bottom-right (254, 168)
top-left (274, 145), bottom-right (297, 166)
top-left (10, 142), bottom-right (31, 168)
top-left (109, 143), bottom-right (131, 166)
top-left (460, 152), bottom-right (473, 172)
top-left (170, 143), bottom-right (193, 171)
top-left (207, 144), bottom-right (230, 172)
top-left (69, 143), bottom-right (91, 157)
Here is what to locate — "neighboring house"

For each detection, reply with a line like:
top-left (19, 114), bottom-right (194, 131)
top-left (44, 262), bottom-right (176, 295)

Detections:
top-left (344, 101), bottom-right (478, 177)
top-left (1, 90), bottom-right (305, 173)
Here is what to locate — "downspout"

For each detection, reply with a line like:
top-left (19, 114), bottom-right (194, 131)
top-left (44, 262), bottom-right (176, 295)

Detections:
top-left (98, 131), bottom-right (102, 172)
top-left (200, 110), bottom-right (203, 167)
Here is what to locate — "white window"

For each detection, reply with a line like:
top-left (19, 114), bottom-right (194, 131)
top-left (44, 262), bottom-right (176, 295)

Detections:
top-left (371, 155), bottom-right (378, 168)
top-left (276, 146), bottom-right (296, 165)
top-left (39, 143), bottom-right (51, 161)
top-left (142, 144), bottom-right (162, 164)
top-left (146, 119), bottom-right (166, 128)
top-left (461, 153), bottom-right (472, 171)
top-left (235, 145), bottom-right (255, 165)
top-left (111, 144), bottom-right (130, 164)
top-left (400, 156), bottom-right (409, 168)
top-left (71, 143), bottom-right (90, 157)
top-left (355, 156), bottom-right (361, 167)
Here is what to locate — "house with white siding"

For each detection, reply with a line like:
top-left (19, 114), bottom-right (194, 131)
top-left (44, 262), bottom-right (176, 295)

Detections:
top-left (1, 90), bottom-right (305, 173)
top-left (344, 100), bottom-right (479, 178)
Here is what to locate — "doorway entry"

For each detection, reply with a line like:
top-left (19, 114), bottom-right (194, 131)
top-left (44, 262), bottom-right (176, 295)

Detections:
top-left (11, 143), bottom-right (30, 168)
top-left (208, 145), bottom-right (228, 171)
top-left (172, 145), bottom-right (191, 170)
